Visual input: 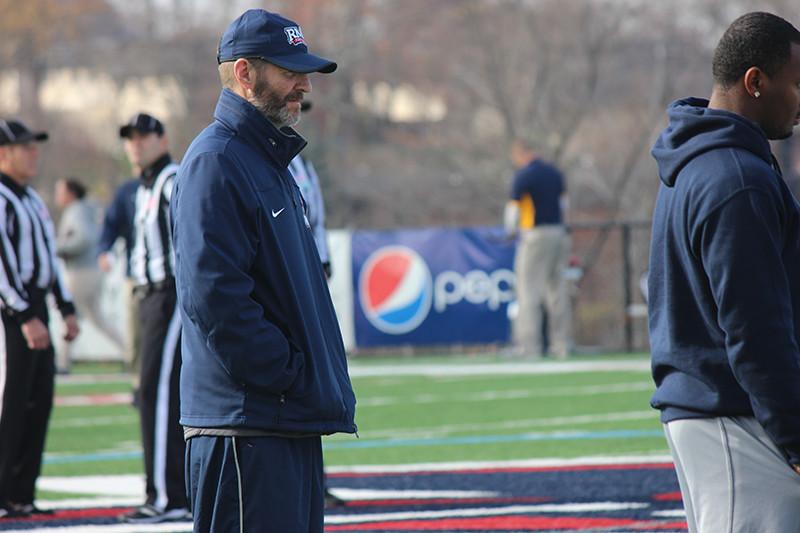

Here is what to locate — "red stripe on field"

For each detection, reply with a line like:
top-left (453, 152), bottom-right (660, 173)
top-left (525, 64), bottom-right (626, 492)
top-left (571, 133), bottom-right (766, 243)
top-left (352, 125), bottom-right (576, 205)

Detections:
top-left (326, 516), bottom-right (686, 531)
top-left (329, 462), bottom-right (675, 478)
top-left (55, 393), bottom-right (132, 407)
top-left (345, 496), bottom-right (553, 507)
top-left (653, 491), bottom-right (682, 501)
top-left (636, 522), bottom-right (688, 530)
top-left (9, 507), bottom-right (132, 523)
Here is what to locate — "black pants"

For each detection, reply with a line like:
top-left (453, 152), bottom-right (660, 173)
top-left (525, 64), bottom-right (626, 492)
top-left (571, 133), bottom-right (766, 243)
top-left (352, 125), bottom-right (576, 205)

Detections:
top-left (0, 309), bottom-right (54, 505)
top-left (137, 286), bottom-right (186, 510)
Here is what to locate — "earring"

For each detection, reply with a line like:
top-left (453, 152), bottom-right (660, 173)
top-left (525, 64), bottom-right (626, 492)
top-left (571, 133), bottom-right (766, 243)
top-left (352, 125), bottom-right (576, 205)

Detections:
top-left (754, 90), bottom-right (761, 98)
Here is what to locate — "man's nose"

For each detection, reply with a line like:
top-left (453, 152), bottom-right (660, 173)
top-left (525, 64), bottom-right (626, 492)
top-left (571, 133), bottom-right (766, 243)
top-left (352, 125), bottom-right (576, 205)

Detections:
top-left (296, 74), bottom-right (312, 93)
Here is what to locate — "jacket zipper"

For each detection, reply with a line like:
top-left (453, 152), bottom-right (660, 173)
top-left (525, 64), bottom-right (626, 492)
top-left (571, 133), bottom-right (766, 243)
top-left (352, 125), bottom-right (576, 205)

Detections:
top-left (276, 393), bottom-right (286, 424)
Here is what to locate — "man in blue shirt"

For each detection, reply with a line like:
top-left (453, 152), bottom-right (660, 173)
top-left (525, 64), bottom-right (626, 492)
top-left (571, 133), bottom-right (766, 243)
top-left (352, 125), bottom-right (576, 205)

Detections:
top-left (504, 139), bottom-right (571, 358)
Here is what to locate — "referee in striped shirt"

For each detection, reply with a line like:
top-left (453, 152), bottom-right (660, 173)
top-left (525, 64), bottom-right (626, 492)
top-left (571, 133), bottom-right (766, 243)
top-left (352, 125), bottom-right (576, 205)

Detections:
top-left (0, 119), bottom-right (79, 518)
top-left (117, 113), bottom-right (189, 524)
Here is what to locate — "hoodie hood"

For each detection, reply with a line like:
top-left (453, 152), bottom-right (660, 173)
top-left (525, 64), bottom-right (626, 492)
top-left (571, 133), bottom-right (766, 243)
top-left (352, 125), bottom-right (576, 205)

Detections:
top-left (651, 97), bottom-right (772, 187)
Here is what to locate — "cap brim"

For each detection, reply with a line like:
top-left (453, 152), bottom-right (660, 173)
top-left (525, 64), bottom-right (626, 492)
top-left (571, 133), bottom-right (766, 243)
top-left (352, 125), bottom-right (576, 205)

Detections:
top-left (268, 52), bottom-right (337, 74)
top-left (15, 131), bottom-right (48, 143)
top-left (120, 125), bottom-right (158, 138)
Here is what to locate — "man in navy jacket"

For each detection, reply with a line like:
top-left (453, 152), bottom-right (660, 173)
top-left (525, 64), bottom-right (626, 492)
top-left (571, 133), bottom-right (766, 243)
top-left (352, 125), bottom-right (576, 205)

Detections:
top-left (649, 12), bottom-right (800, 532)
top-left (171, 9), bottom-right (356, 532)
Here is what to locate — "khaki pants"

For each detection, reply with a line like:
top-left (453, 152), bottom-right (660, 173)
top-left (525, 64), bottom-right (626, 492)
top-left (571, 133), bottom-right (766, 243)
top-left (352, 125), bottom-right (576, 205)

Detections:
top-left (513, 226), bottom-right (572, 358)
top-left (664, 417), bottom-right (800, 533)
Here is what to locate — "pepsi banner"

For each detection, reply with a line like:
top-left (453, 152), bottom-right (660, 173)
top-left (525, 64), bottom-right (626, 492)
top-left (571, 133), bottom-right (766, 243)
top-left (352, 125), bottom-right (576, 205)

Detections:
top-left (352, 226), bottom-right (516, 347)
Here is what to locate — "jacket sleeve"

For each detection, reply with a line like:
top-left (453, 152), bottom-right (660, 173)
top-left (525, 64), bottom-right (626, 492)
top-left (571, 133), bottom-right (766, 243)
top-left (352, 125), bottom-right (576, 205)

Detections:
top-left (50, 257), bottom-right (76, 318)
top-left (698, 187), bottom-right (800, 464)
top-left (172, 152), bottom-right (303, 395)
top-left (0, 197), bottom-right (33, 322)
top-left (97, 183), bottom-right (132, 255)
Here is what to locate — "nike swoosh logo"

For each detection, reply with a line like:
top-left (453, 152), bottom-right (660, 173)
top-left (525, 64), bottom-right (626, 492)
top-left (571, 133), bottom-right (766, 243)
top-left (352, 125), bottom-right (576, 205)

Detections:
top-left (271, 208), bottom-right (285, 218)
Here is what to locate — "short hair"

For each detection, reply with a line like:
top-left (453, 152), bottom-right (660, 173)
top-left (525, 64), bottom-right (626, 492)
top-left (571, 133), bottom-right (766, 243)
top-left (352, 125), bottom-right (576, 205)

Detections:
top-left (218, 62), bottom-right (236, 90)
top-left (61, 177), bottom-right (87, 199)
top-left (712, 12), bottom-right (800, 88)
top-left (218, 58), bottom-right (269, 90)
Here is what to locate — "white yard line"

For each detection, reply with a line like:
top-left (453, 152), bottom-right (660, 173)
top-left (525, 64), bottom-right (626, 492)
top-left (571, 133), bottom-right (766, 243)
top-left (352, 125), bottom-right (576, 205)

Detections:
top-left (652, 510), bottom-right (687, 518)
top-left (6, 524), bottom-right (191, 533)
top-left (327, 489), bottom-right (499, 500)
top-left (348, 360), bottom-right (650, 377)
top-left (39, 475), bottom-right (143, 497)
top-left (359, 381), bottom-right (654, 407)
top-left (324, 454), bottom-right (673, 475)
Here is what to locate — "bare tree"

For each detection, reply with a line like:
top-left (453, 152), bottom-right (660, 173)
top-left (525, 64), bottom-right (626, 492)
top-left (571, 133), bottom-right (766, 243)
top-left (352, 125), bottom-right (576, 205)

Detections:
top-left (0, 0), bottom-right (113, 120)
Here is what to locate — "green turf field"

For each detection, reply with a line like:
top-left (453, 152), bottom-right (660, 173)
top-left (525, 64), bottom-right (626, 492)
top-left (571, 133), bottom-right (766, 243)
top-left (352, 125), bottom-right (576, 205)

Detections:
top-left (41, 354), bottom-right (667, 498)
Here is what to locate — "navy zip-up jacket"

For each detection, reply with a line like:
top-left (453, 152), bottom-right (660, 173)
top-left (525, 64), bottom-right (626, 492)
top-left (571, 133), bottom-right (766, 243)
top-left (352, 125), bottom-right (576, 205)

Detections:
top-left (649, 97), bottom-right (800, 463)
top-left (171, 89), bottom-right (356, 435)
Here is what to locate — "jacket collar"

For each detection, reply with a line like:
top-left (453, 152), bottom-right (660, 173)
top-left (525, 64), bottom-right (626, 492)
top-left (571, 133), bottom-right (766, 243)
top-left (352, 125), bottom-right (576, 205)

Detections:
top-left (214, 88), bottom-right (307, 168)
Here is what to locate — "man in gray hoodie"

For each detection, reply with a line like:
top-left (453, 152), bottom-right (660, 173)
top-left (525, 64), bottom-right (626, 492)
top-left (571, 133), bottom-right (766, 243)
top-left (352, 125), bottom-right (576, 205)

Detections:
top-left (54, 178), bottom-right (124, 373)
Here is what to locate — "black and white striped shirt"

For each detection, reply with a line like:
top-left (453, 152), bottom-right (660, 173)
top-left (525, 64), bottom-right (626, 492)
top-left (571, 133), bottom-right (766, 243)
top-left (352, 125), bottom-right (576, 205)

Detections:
top-left (0, 173), bottom-right (74, 322)
top-left (130, 155), bottom-right (179, 286)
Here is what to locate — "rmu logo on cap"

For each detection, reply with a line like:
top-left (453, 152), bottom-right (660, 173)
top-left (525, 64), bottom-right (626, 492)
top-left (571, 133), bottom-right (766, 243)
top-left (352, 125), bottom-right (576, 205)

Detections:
top-left (284, 26), bottom-right (305, 46)
top-left (359, 246), bottom-right (433, 335)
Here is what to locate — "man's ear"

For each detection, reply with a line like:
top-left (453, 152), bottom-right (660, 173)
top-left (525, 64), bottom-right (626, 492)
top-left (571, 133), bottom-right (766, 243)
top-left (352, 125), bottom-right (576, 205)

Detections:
top-left (233, 58), bottom-right (256, 93)
top-left (742, 66), bottom-right (764, 99)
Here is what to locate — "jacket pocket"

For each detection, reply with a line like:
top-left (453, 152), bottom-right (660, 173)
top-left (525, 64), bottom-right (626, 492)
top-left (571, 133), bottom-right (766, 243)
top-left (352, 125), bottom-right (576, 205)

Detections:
top-left (283, 355), bottom-right (347, 424)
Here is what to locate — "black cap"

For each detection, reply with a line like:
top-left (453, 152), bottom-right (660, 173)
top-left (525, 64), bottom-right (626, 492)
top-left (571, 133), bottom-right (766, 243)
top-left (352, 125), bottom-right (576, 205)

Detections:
top-left (119, 113), bottom-right (165, 139)
top-left (0, 119), bottom-right (48, 146)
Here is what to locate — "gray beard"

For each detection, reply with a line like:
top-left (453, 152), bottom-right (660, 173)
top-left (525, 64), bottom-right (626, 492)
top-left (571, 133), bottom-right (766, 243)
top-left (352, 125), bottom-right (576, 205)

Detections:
top-left (249, 82), bottom-right (300, 129)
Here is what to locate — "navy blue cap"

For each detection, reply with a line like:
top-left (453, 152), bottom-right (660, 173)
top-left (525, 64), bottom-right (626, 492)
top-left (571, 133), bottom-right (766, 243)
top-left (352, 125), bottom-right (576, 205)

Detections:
top-left (217, 9), bottom-right (337, 74)
top-left (0, 119), bottom-right (48, 146)
top-left (119, 113), bottom-right (165, 139)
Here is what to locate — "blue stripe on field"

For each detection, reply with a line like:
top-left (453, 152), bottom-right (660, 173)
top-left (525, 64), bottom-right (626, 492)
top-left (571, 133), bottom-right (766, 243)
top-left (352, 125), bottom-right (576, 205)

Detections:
top-left (44, 429), bottom-right (663, 464)
top-left (44, 451), bottom-right (143, 464)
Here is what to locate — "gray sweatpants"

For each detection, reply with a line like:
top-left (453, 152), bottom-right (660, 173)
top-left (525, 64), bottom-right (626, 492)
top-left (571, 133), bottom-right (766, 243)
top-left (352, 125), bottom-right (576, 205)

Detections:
top-left (664, 417), bottom-right (800, 533)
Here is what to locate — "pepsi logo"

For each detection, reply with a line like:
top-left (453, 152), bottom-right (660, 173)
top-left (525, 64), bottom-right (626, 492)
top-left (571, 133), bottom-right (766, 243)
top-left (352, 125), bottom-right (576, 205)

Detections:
top-left (359, 246), bottom-right (433, 334)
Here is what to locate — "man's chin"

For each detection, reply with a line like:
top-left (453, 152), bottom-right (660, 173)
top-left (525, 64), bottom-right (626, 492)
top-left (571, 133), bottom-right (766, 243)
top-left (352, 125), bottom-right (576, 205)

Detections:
top-left (280, 109), bottom-right (301, 128)
top-left (774, 131), bottom-right (794, 141)
top-left (768, 127), bottom-right (795, 141)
